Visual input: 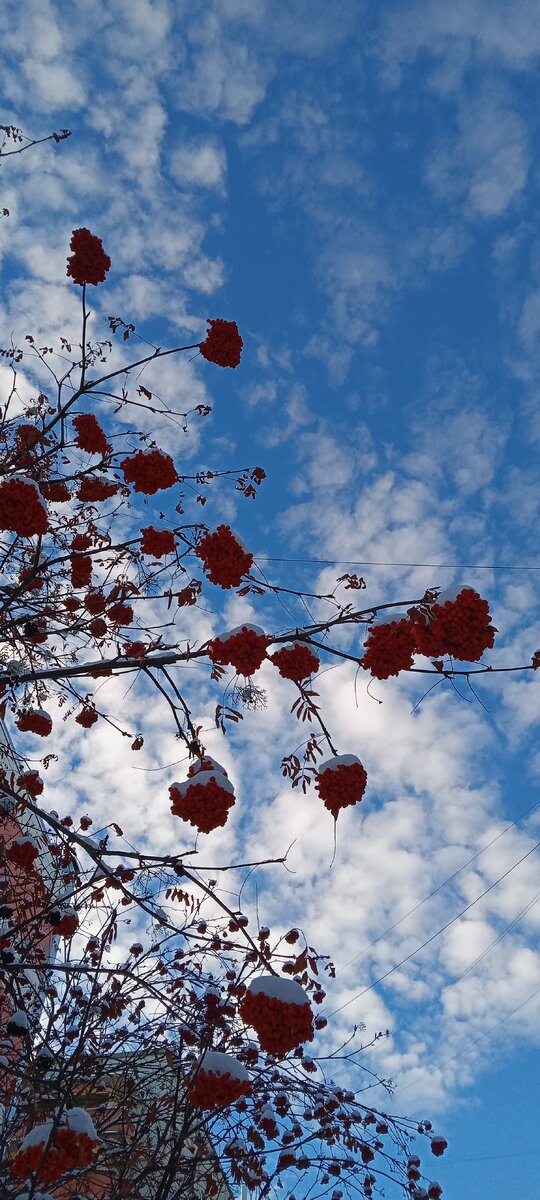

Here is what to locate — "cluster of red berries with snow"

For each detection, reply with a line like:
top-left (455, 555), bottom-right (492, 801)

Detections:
top-left (361, 587), bottom-right (496, 679)
top-left (412, 588), bottom-right (496, 662)
top-left (77, 476), bottom-right (119, 502)
top-left (407, 1153), bottom-right (443, 1199)
top-left (11, 1109), bottom-right (99, 1184)
top-left (0, 477), bottom-right (48, 537)
top-left (17, 770), bottom-right (43, 797)
top-left (140, 525), bottom-right (176, 557)
top-left (315, 755), bottom-right (368, 819)
top-left (75, 706), bottom-right (99, 728)
top-left (6, 836), bottom-right (39, 870)
top-left (240, 976), bottom-right (314, 1057)
top-left (15, 708), bottom-right (52, 737)
top-left (187, 1051), bottom-right (251, 1109)
top-left (199, 318), bottom-right (243, 368)
top-left (169, 761), bottom-right (235, 834)
top-left (270, 641), bottom-right (320, 682)
top-left (121, 447), bottom-right (178, 494)
top-left (66, 227), bottom-right (111, 287)
top-left (208, 625), bottom-right (268, 676)
top-left (196, 524), bottom-right (253, 588)
top-left (72, 412), bottom-right (111, 455)
top-left (48, 905), bottom-right (79, 937)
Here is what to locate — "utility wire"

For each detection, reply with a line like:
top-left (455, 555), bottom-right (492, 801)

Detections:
top-left (328, 837), bottom-right (540, 1018)
top-left (254, 556), bottom-right (540, 571)
top-left (335, 795), bottom-right (540, 975)
top-left (393, 982), bottom-right (540, 1098)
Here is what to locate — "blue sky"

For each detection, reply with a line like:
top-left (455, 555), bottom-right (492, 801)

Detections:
top-left (2, 2), bottom-right (540, 1197)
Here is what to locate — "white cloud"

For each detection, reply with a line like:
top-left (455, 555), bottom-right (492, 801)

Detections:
top-left (425, 91), bottom-right (529, 219)
top-left (170, 141), bottom-right (227, 190)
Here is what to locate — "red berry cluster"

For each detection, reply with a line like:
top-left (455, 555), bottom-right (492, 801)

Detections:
top-left (66, 227), bottom-right (111, 287)
top-left (430, 1136), bottom-right (448, 1158)
top-left (123, 641), bottom-right (146, 658)
top-left (18, 566), bottom-right (44, 590)
top-left (50, 909), bottom-right (79, 937)
top-left (13, 423), bottom-right (43, 468)
top-left (89, 617), bottom-right (107, 637)
top-left (209, 626), bottom-right (268, 676)
top-left (78, 476), bottom-right (119, 502)
top-left (41, 479), bottom-right (71, 502)
top-left (72, 412), bottom-right (111, 455)
top-left (270, 642), bottom-right (320, 682)
top-left (121, 448), bottom-right (178, 494)
top-left (6, 837), bottom-right (39, 869)
top-left (0, 478), bottom-right (48, 537)
top-left (199, 318), bottom-right (243, 368)
top-left (187, 1067), bottom-right (251, 1110)
top-left (239, 991), bottom-right (314, 1056)
top-left (17, 770), bottom-right (43, 797)
top-left (169, 772), bottom-right (235, 834)
top-left (70, 553), bottom-right (92, 589)
top-left (108, 602), bottom-right (134, 625)
top-left (84, 590), bottom-right (106, 614)
top-left (315, 756), bottom-right (367, 819)
top-left (16, 708), bottom-right (53, 737)
top-left (412, 590), bottom-right (495, 662)
top-left (196, 525), bottom-right (253, 588)
top-left (140, 526), bottom-right (176, 557)
top-left (75, 707), bottom-right (99, 728)
top-left (361, 618), bottom-right (417, 680)
top-left (12, 1126), bottom-right (98, 1184)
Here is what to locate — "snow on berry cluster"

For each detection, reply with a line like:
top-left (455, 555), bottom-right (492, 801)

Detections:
top-left (361, 588), bottom-right (496, 678)
top-left (187, 754), bottom-right (228, 778)
top-left (17, 770), bottom-right (44, 797)
top-left (196, 525), bottom-right (253, 588)
top-left (187, 1051), bottom-right (251, 1109)
top-left (169, 766), bottom-right (236, 834)
top-left (6, 836), bottom-right (40, 870)
top-left (270, 641), bottom-right (320, 682)
top-left (208, 625), bottom-right (268, 676)
top-left (72, 413), bottom-right (111, 456)
top-left (121, 448), bottom-right (178, 494)
top-left (140, 525), bottom-right (176, 557)
top-left (315, 755), bottom-right (367, 819)
top-left (199, 318), bottom-right (243, 368)
top-left (11, 1109), bottom-right (98, 1184)
top-left (77, 476), bottom-right (119, 502)
top-left (411, 587), bottom-right (496, 662)
top-left (48, 906), bottom-right (79, 937)
top-left (240, 976), bottom-right (314, 1057)
top-left (15, 708), bottom-right (53, 737)
top-left (361, 616), bottom-right (416, 680)
top-left (0, 477), bottom-right (48, 537)
top-left (66, 227), bottom-right (111, 286)
top-left (75, 706), bottom-right (99, 728)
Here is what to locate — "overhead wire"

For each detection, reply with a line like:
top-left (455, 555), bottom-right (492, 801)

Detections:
top-left (327, 836), bottom-right (540, 1018)
top-left (335, 794), bottom-right (540, 975)
top-left (253, 556), bottom-right (540, 571)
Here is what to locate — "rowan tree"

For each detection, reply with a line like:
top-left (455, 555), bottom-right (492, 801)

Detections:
top-left (0, 132), bottom-right (534, 1200)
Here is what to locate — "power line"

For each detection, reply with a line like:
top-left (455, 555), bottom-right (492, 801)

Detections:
top-left (255, 556), bottom-right (540, 571)
top-left (335, 795), bottom-right (540, 975)
top-left (393, 982), bottom-right (540, 1098)
top-left (327, 837), bottom-right (540, 1018)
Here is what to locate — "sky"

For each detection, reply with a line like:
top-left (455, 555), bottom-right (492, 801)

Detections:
top-left (2, 1), bottom-right (540, 1197)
